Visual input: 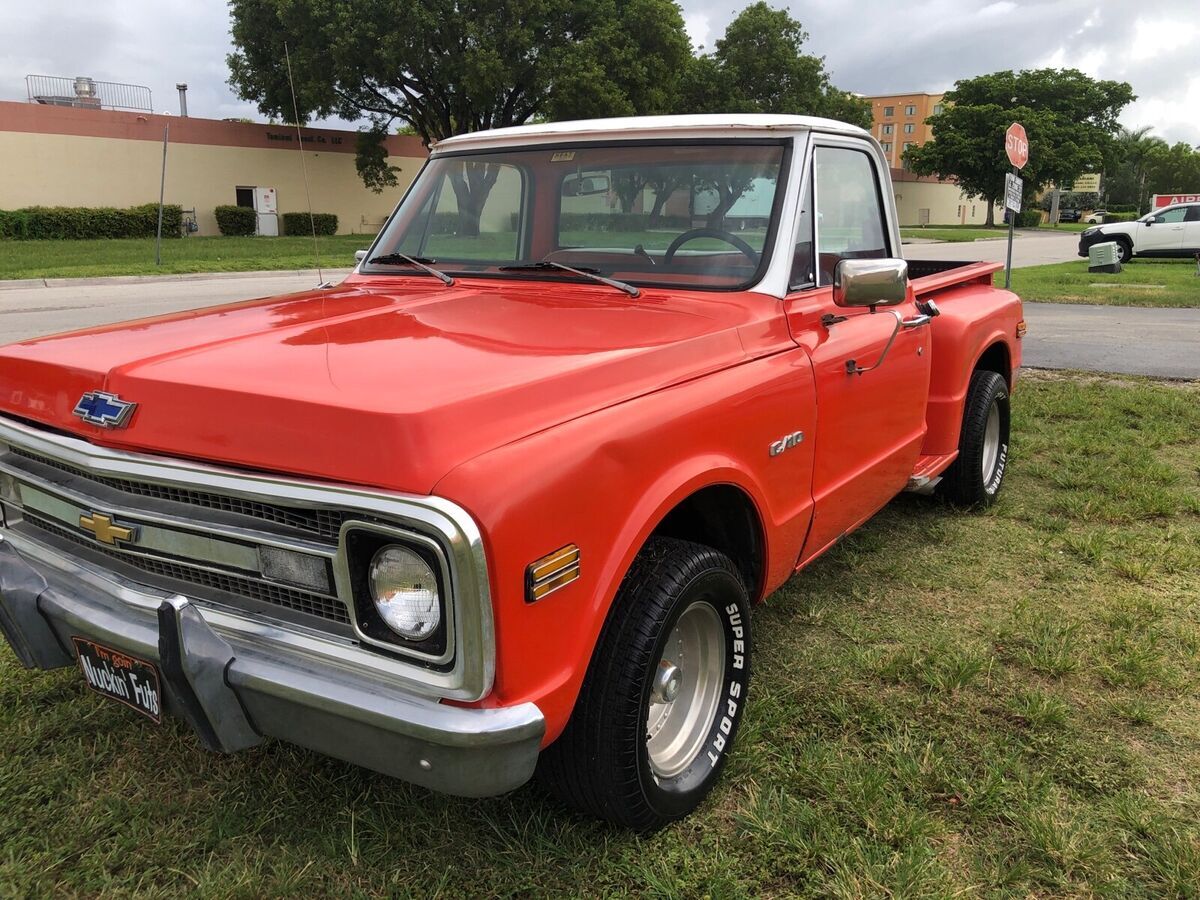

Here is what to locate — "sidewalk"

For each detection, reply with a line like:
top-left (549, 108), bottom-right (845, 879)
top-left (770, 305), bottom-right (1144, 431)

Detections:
top-left (0, 267), bottom-right (353, 291)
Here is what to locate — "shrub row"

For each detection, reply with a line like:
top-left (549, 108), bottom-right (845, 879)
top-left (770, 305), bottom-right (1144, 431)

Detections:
top-left (558, 212), bottom-right (690, 232)
top-left (214, 205), bottom-right (257, 236)
top-left (0, 204), bottom-right (183, 240)
top-left (281, 212), bottom-right (338, 236)
top-left (1103, 212), bottom-right (1138, 223)
top-left (1013, 209), bottom-right (1043, 228)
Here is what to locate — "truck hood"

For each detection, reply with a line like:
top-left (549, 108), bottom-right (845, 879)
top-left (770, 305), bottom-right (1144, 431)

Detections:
top-left (0, 278), bottom-right (767, 493)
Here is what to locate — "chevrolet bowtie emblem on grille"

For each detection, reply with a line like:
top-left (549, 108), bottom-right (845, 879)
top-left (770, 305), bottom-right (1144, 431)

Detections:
top-left (73, 391), bottom-right (137, 428)
top-left (79, 512), bottom-right (138, 546)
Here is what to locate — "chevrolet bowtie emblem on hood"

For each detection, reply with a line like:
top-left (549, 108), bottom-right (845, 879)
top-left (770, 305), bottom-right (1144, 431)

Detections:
top-left (79, 512), bottom-right (138, 546)
top-left (73, 391), bottom-right (137, 428)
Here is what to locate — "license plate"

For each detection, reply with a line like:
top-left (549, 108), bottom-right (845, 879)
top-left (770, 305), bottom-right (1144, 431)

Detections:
top-left (72, 637), bottom-right (162, 724)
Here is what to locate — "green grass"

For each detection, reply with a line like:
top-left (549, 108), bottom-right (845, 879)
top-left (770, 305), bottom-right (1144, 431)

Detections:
top-left (1002, 258), bottom-right (1199, 308)
top-left (1039, 222), bottom-right (1093, 233)
top-left (901, 227), bottom-right (1008, 243)
top-left (0, 235), bottom-right (372, 280)
top-left (3, 371), bottom-right (1200, 895)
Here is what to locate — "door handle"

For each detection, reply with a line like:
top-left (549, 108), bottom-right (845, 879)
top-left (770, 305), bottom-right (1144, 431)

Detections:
top-left (902, 314), bottom-right (932, 329)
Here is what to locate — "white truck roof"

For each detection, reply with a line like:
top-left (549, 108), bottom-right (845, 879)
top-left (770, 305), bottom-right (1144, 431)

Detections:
top-left (433, 114), bottom-right (869, 153)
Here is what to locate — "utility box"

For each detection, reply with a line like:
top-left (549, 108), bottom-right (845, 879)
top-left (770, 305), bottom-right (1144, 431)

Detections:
top-left (1088, 241), bottom-right (1121, 274)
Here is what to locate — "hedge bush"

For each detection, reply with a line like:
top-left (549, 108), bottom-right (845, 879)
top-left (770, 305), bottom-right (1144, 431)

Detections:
top-left (1014, 209), bottom-right (1043, 228)
top-left (0, 203), bottom-right (182, 240)
top-left (1104, 212), bottom-right (1138, 223)
top-left (281, 212), bottom-right (338, 236)
top-left (214, 205), bottom-right (257, 236)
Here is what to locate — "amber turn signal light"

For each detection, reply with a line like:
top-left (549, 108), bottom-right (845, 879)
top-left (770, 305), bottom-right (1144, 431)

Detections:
top-left (526, 544), bottom-right (580, 602)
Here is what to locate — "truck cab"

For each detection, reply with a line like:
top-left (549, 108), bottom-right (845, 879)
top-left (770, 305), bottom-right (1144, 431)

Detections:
top-left (0, 115), bottom-right (1023, 829)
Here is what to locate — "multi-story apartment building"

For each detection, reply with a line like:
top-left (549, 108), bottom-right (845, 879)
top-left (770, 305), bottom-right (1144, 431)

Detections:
top-left (864, 92), bottom-right (946, 169)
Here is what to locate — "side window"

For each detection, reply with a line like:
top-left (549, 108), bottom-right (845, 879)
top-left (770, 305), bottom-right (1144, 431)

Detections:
top-left (813, 146), bottom-right (890, 285)
top-left (1156, 207), bottom-right (1188, 224)
top-left (1186, 206), bottom-right (1200, 222)
top-left (788, 175), bottom-right (815, 290)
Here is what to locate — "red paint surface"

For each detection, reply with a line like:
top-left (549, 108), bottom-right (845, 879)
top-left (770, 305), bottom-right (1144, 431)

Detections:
top-left (0, 262), bottom-right (1020, 743)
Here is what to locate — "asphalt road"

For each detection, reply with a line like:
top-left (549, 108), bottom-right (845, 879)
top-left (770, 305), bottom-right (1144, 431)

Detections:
top-left (1021, 302), bottom-right (1200, 380)
top-left (903, 228), bottom-right (1081, 268)
top-left (2, 257), bottom-right (1196, 379)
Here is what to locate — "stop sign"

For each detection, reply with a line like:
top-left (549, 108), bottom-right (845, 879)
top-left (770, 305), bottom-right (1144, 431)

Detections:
top-left (1005, 122), bottom-right (1029, 169)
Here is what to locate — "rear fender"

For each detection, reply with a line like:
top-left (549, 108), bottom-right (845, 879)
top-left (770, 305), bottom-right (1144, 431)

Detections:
top-left (922, 286), bottom-right (1021, 457)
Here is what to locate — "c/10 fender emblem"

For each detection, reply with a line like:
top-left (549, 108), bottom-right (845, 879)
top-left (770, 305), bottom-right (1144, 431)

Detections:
top-left (769, 430), bottom-right (805, 457)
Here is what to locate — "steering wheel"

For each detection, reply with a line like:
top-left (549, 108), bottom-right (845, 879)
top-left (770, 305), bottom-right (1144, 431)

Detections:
top-left (663, 228), bottom-right (760, 265)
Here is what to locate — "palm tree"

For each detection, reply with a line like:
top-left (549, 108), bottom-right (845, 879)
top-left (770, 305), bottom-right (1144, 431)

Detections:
top-left (1114, 126), bottom-right (1167, 212)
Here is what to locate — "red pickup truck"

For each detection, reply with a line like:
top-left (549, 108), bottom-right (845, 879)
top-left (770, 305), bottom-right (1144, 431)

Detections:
top-left (0, 115), bottom-right (1022, 829)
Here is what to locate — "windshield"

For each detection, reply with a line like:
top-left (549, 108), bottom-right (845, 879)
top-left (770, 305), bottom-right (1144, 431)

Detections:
top-left (364, 141), bottom-right (789, 290)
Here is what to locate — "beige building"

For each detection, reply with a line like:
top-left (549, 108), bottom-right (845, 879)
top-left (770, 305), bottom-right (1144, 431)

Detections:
top-left (890, 169), bottom-right (1002, 227)
top-left (0, 101), bottom-right (428, 236)
top-left (864, 92), bottom-right (945, 169)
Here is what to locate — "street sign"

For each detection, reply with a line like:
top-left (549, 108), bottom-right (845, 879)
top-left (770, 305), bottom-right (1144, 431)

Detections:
top-left (1005, 122), bottom-right (1029, 169)
top-left (1152, 193), bottom-right (1199, 208)
top-left (1004, 172), bottom-right (1024, 213)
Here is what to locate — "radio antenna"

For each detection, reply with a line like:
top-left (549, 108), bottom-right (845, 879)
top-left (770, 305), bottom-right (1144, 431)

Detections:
top-left (283, 42), bottom-right (326, 287)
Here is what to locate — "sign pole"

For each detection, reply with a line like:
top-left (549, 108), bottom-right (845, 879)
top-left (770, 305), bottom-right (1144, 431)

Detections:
top-left (155, 124), bottom-right (169, 267)
top-left (1002, 122), bottom-right (1028, 291)
top-left (1005, 165), bottom-right (1016, 290)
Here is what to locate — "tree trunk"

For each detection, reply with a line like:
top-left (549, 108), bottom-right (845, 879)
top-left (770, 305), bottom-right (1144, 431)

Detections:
top-left (985, 198), bottom-right (996, 227)
top-left (447, 162), bottom-right (501, 236)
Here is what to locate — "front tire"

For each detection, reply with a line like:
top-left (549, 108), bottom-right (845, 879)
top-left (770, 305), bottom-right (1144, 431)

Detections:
top-left (1115, 237), bottom-right (1132, 264)
top-left (539, 537), bottom-right (751, 830)
top-left (939, 369), bottom-right (1010, 506)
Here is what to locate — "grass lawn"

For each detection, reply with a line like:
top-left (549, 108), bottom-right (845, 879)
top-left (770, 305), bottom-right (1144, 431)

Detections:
top-left (901, 227), bottom-right (1009, 243)
top-left (3, 372), bottom-right (1199, 895)
top-left (1039, 222), bottom-right (1093, 233)
top-left (1003, 258), bottom-right (1199, 308)
top-left (0, 235), bottom-right (372, 280)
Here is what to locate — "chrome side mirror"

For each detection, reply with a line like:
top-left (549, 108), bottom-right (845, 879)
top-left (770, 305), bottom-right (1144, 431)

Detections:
top-left (354, 249), bottom-right (368, 263)
top-left (833, 258), bottom-right (909, 308)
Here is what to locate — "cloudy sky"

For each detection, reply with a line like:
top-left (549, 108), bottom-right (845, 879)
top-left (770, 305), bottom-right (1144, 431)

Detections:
top-left (3, 0), bottom-right (1197, 146)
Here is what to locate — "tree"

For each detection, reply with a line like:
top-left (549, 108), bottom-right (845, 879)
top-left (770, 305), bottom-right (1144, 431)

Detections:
top-left (228, 0), bottom-right (692, 205)
top-left (905, 69), bottom-right (1134, 225)
top-left (676, 3), bottom-right (871, 129)
top-left (1104, 126), bottom-right (1168, 211)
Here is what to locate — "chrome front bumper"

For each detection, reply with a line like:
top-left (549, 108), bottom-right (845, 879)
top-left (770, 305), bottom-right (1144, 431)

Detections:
top-left (0, 532), bottom-right (544, 798)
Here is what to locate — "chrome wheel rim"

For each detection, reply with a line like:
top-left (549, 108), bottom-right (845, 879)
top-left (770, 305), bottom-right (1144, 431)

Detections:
top-left (981, 400), bottom-right (1001, 483)
top-left (646, 601), bottom-right (726, 779)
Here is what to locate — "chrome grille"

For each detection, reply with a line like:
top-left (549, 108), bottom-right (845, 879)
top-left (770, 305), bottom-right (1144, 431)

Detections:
top-left (24, 513), bottom-right (350, 624)
top-left (11, 447), bottom-right (347, 539)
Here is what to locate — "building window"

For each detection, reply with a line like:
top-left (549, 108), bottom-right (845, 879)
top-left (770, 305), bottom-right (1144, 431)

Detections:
top-left (904, 123), bottom-right (915, 134)
top-left (883, 106), bottom-right (894, 117)
top-left (882, 124), bottom-right (893, 135)
top-left (881, 142), bottom-right (892, 153)
top-left (905, 104), bottom-right (916, 116)
top-left (903, 142), bottom-right (915, 150)
top-left (933, 103), bottom-right (945, 115)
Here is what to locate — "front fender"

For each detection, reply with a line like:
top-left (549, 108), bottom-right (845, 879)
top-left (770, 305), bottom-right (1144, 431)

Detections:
top-left (432, 349), bottom-right (816, 744)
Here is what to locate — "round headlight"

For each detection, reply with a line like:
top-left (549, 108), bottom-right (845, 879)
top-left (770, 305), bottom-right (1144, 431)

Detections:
top-left (368, 545), bottom-right (441, 641)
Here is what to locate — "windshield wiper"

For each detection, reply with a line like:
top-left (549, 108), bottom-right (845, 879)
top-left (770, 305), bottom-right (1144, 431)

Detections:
top-left (499, 261), bottom-right (640, 298)
top-left (367, 252), bottom-right (455, 286)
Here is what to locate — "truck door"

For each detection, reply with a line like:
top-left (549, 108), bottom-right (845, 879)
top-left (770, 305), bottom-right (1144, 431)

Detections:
top-left (783, 140), bottom-right (932, 565)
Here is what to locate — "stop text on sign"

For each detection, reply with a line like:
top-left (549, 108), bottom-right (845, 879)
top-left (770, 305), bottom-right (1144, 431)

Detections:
top-left (1005, 122), bottom-right (1029, 170)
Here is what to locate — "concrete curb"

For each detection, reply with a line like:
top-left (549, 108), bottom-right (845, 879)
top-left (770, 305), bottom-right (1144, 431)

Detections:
top-left (0, 268), bottom-right (354, 291)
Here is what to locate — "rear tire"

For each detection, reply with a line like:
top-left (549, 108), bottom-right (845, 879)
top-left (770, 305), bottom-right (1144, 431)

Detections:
top-left (939, 369), bottom-right (1010, 506)
top-left (539, 537), bottom-right (751, 831)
